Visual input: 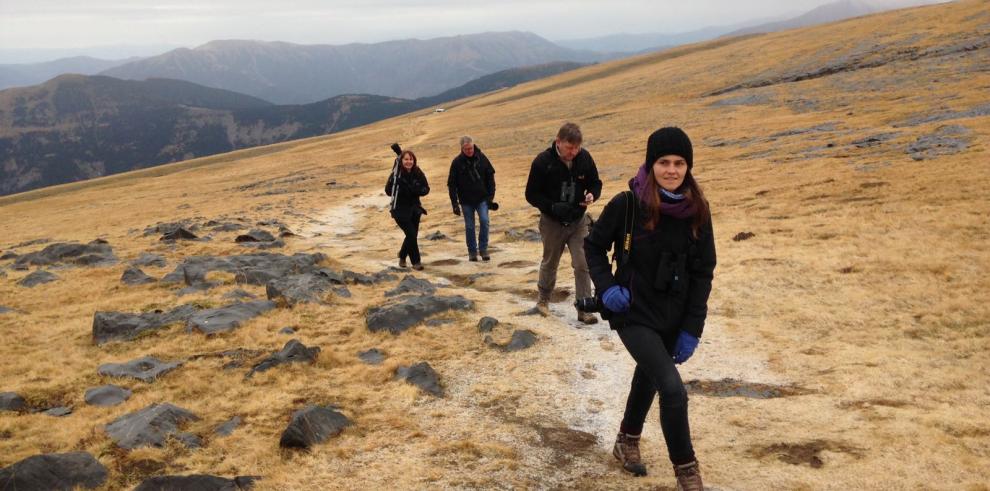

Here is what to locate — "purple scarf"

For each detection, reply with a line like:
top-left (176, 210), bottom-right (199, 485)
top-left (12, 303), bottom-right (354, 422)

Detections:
top-left (630, 162), bottom-right (696, 219)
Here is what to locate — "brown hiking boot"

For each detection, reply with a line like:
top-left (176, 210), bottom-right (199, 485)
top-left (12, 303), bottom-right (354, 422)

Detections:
top-left (612, 433), bottom-right (647, 476)
top-left (577, 311), bottom-right (598, 325)
top-left (674, 460), bottom-right (703, 491)
top-left (535, 298), bottom-right (550, 317)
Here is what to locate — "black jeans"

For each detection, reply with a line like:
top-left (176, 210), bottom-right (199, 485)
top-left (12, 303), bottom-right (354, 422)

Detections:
top-left (392, 208), bottom-right (422, 265)
top-left (616, 323), bottom-right (695, 466)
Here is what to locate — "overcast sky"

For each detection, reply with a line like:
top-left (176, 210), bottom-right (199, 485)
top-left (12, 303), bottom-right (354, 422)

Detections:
top-left (0, 0), bottom-right (944, 58)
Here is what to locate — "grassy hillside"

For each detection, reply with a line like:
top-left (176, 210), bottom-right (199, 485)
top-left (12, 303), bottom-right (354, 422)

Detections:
top-left (1, 1), bottom-right (988, 489)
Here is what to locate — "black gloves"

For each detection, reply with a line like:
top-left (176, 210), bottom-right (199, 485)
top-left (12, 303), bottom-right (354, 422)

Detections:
top-left (452, 205), bottom-right (461, 216)
top-left (488, 201), bottom-right (499, 211)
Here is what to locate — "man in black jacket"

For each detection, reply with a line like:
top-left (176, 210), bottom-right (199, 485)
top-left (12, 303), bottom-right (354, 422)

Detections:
top-left (524, 122), bottom-right (603, 324)
top-left (448, 136), bottom-right (497, 261)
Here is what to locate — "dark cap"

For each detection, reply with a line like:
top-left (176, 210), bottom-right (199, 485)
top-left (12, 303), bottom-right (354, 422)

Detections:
top-left (646, 127), bottom-right (693, 170)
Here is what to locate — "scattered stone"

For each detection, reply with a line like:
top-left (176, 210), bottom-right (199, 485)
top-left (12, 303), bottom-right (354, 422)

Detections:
top-left (0, 251), bottom-right (18, 260)
top-left (215, 416), bottom-right (242, 437)
top-left (477, 316), bottom-right (499, 333)
top-left (84, 385), bottom-right (132, 406)
top-left (0, 452), bottom-right (108, 490)
top-left (105, 403), bottom-right (199, 449)
top-left (175, 432), bottom-right (203, 448)
top-left (247, 339), bottom-right (320, 377)
top-left (896, 102), bottom-right (990, 127)
top-left (144, 221), bottom-right (197, 237)
top-left (366, 295), bottom-right (474, 334)
top-left (187, 300), bottom-right (276, 335)
top-left (18, 270), bottom-right (58, 287)
top-left (1, 392), bottom-right (28, 412)
top-left (769, 123), bottom-right (837, 139)
top-left (358, 348), bottom-right (385, 365)
top-left (160, 227), bottom-right (199, 242)
top-left (425, 318), bottom-right (455, 327)
top-left (384, 275), bottom-right (437, 297)
top-left (279, 326), bottom-right (296, 335)
top-left (162, 253), bottom-right (327, 288)
top-left (395, 362), bottom-right (443, 397)
top-left (236, 229), bottom-right (277, 243)
top-left (92, 305), bottom-right (198, 344)
top-left (13, 240), bottom-right (116, 269)
top-left (224, 289), bottom-right (257, 300)
top-left (425, 231), bottom-right (447, 241)
top-left (0, 305), bottom-right (16, 314)
top-left (733, 232), bottom-right (756, 242)
top-left (503, 228), bottom-right (541, 242)
top-left (334, 286), bottom-right (352, 298)
top-left (708, 93), bottom-right (772, 106)
top-left (134, 475), bottom-right (257, 491)
top-left (685, 378), bottom-right (814, 398)
top-left (279, 405), bottom-right (352, 449)
top-left (906, 125), bottom-right (971, 160)
top-left (122, 266), bottom-right (157, 285)
top-left (278, 226), bottom-right (296, 238)
top-left (12, 238), bottom-right (51, 248)
top-left (486, 330), bottom-right (538, 352)
top-left (266, 271), bottom-right (343, 306)
top-left (43, 406), bottom-right (73, 417)
top-left (131, 253), bottom-right (167, 268)
top-left (850, 132), bottom-right (900, 148)
top-left (98, 356), bottom-right (182, 383)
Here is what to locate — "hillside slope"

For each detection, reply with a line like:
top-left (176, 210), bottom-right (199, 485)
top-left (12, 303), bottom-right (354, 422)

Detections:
top-left (0, 1), bottom-right (988, 490)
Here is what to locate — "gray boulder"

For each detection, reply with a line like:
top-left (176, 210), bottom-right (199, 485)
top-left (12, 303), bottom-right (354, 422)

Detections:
top-left (0, 251), bottom-right (18, 260)
top-left (13, 240), bottom-right (116, 269)
top-left (98, 356), bottom-right (182, 383)
top-left (134, 475), bottom-right (257, 491)
top-left (105, 402), bottom-right (199, 449)
top-left (160, 228), bottom-right (198, 241)
top-left (122, 266), bottom-right (156, 285)
top-left (187, 300), bottom-right (276, 335)
top-left (358, 348), bottom-right (385, 365)
top-left (0, 305), bottom-right (16, 315)
top-left (1, 392), bottom-right (28, 412)
top-left (92, 304), bottom-right (198, 344)
top-left (18, 270), bottom-right (58, 287)
top-left (279, 405), bottom-right (351, 449)
top-left (503, 228), bottom-right (541, 242)
top-left (907, 125), bottom-right (971, 161)
top-left (0, 452), bottom-right (107, 490)
top-left (131, 253), bottom-right (167, 268)
top-left (366, 295), bottom-right (473, 335)
top-left (384, 275), bottom-right (436, 297)
top-left (161, 253), bottom-right (327, 289)
top-left (248, 339), bottom-right (320, 376)
top-left (477, 316), bottom-right (499, 333)
top-left (214, 416), bottom-right (242, 437)
top-left (235, 229), bottom-right (276, 243)
top-left (266, 271), bottom-right (343, 306)
top-left (43, 406), bottom-right (73, 417)
top-left (486, 330), bottom-right (538, 352)
top-left (395, 362), bottom-right (443, 397)
top-left (84, 385), bottom-right (132, 406)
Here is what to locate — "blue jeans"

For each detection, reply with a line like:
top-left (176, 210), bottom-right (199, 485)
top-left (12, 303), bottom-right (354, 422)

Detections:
top-left (460, 201), bottom-right (489, 254)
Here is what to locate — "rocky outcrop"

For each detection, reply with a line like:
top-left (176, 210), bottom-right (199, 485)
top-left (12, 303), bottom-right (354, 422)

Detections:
top-left (92, 305), bottom-right (198, 344)
top-left (0, 452), bottom-right (108, 490)
top-left (105, 403), bottom-right (200, 449)
top-left (17, 270), bottom-right (58, 287)
top-left (12, 240), bottom-right (116, 269)
top-left (279, 405), bottom-right (351, 449)
top-left (366, 295), bottom-right (473, 334)
top-left (187, 300), bottom-right (276, 335)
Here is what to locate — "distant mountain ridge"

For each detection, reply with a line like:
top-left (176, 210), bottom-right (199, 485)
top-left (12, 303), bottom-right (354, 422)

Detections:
top-left (100, 33), bottom-right (605, 104)
top-left (0, 56), bottom-right (136, 90)
top-left (0, 62), bottom-right (584, 195)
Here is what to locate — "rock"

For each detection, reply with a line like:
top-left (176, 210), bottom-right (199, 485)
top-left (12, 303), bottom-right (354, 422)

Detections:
top-left (0, 392), bottom-right (28, 412)
top-left (235, 229), bottom-right (277, 243)
top-left (395, 362), bottom-right (443, 397)
top-left (160, 228), bottom-right (198, 241)
top-left (13, 240), bottom-right (116, 269)
top-left (279, 405), bottom-right (351, 449)
top-left (503, 228), bottom-right (541, 242)
top-left (18, 270), bottom-right (58, 287)
top-left (733, 232), bottom-right (756, 242)
top-left (358, 348), bottom-right (385, 365)
top-left (486, 330), bottom-right (538, 352)
top-left (134, 474), bottom-right (257, 491)
top-left (144, 221), bottom-right (196, 237)
top-left (906, 125), bottom-right (971, 161)
top-left (266, 271), bottom-right (343, 306)
top-left (131, 253), bottom-right (167, 268)
top-left (248, 339), bottom-right (320, 376)
top-left (122, 266), bottom-right (157, 285)
top-left (342, 270), bottom-right (375, 285)
top-left (708, 93), bottom-right (772, 106)
top-left (334, 286), bottom-right (352, 298)
top-left (279, 326), bottom-right (296, 335)
top-left (850, 132), bottom-right (900, 148)
top-left (278, 226), bottom-right (296, 238)
top-left (0, 452), bottom-right (108, 490)
top-left (0, 305), bottom-right (17, 314)
top-left (769, 123), bottom-right (837, 139)
top-left (896, 102), bottom-right (990, 127)
top-left (92, 305), bottom-right (198, 344)
top-left (187, 300), bottom-right (276, 335)
top-left (384, 275), bottom-right (437, 297)
top-left (175, 432), bottom-right (203, 448)
top-left (215, 416), bottom-right (242, 437)
top-left (162, 253), bottom-right (327, 289)
top-left (98, 356), bottom-right (182, 383)
top-left (0, 251), bottom-right (18, 260)
top-left (224, 289), bottom-right (257, 300)
top-left (105, 403), bottom-right (199, 449)
top-left (366, 295), bottom-right (474, 334)
top-left (477, 316), bottom-right (499, 333)
top-left (44, 406), bottom-right (73, 417)
top-left (425, 231), bottom-right (447, 241)
top-left (84, 385), bottom-right (132, 406)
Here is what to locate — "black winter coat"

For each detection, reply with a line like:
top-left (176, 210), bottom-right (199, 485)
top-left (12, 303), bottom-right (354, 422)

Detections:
top-left (386, 167), bottom-right (430, 217)
top-left (584, 189), bottom-right (716, 339)
top-left (447, 145), bottom-right (496, 207)
top-left (525, 141), bottom-right (603, 224)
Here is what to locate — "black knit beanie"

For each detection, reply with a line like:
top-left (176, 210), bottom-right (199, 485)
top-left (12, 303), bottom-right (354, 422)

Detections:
top-left (645, 127), bottom-right (693, 170)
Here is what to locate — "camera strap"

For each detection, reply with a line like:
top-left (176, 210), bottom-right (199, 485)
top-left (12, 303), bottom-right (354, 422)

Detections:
top-left (612, 191), bottom-right (635, 270)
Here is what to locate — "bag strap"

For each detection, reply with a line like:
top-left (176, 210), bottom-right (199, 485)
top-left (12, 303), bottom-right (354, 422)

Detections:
top-left (612, 191), bottom-right (636, 269)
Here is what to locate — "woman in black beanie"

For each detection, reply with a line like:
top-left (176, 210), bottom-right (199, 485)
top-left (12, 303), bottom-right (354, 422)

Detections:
top-left (385, 149), bottom-right (430, 270)
top-left (584, 127), bottom-right (716, 490)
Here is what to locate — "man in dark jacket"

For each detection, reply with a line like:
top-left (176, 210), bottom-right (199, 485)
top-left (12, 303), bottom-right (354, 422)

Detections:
top-left (448, 136), bottom-right (496, 261)
top-left (524, 122), bottom-right (603, 324)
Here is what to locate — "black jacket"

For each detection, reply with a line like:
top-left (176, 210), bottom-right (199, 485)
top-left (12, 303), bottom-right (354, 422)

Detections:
top-left (525, 141), bottom-right (602, 224)
top-left (386, 167), bottom-right (430, 215)
top-left (584, 189), bottom-right (716, 339)
top-left (447, 145), bottom-right (496, 207)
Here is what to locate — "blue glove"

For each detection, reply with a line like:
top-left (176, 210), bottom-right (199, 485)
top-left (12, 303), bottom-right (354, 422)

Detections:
top-left (601, 285), bottom-right (631, 313)
top-left (672, 331), bottom-right (699, 364)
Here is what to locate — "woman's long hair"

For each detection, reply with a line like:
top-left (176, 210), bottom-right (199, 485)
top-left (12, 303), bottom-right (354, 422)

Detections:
top-left (641, 167), bottom-right (710, 239)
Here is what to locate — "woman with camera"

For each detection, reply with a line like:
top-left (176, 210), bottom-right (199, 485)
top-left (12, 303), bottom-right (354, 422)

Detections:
top-left (584, 127), bottom-right (716, 490)
top-left (386, 148), bottom-right (430, 270)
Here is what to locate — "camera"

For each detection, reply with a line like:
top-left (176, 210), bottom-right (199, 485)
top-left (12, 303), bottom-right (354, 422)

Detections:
top-left (574, 297), bottom-right (603, 313)
top-left (390, 142), bottom-right (402, 156)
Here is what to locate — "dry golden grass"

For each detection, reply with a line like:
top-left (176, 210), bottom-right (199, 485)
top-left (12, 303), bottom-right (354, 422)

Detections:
top-left (2, 1), bottom-right (989, 489)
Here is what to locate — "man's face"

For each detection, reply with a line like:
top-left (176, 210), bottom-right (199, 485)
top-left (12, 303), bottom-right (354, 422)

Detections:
top-left (556, 138), bottom-right (581, 162)
top-left (461, 143), bottom-right (475, 158)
